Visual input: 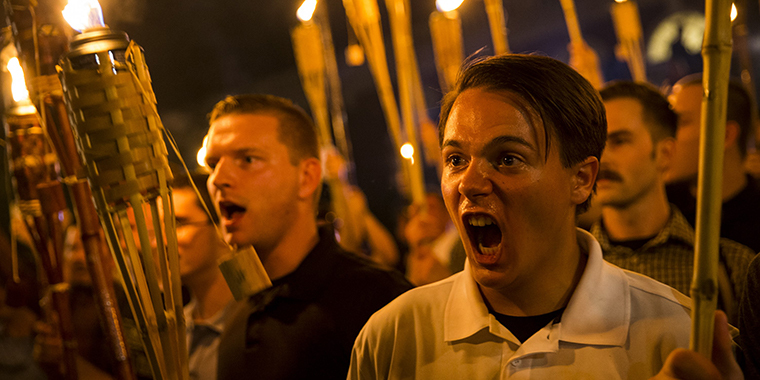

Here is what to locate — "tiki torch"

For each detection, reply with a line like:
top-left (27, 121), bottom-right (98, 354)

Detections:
top-left (559, 0), bottom-right (604, 88)
top-left (385, 0), bottom-right (426, 206)
top-left (343, 0), bottom-right (425, 205)
top-left (4, 56), bottom-right (78, 380)
top-left (610, 0), bottom-right (647, 82)
top-left (292, 0), bottom-right (365, 251)
top-left (56, 1), bottom-right (187, 378)
top-left (429, 0), bottom-right (464, 93)
top-left (690, 0), bottom-right (733, 357)
top-left (484, 0), bottom-right (510, 55)
top-left (3, 1), bottom-right (135, 378)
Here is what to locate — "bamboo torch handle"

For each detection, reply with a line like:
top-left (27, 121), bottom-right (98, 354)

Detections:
top-left (558, 0), bottom-right (584, 46)
top-left (690, 0), bottom-right (733, 358)
top-left (483, 0), bottom-right (510, 54)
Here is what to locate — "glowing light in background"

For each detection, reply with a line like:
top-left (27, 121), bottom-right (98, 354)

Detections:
top-left (196, 136), bottom-right (208, 167)
top-left (730, 3), bottom-right (737, 22)
top-left (614, 0), bottom-right (628, 3)
top-left (647, 12), bottom-right (704, 64)
top-left (436, 0), bottom-right (465, 13)
top-left (62, 0), bottom-right (105, 32)
top-left (400, 143), bottom-right (415, 164)
top-left (297, 0), bottom-right (318, 22)
top-left (7, 57), bottom-right (30, 102)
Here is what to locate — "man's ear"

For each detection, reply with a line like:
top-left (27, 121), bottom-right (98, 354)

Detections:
top-left (571, 156), bottom-right (598, 206)
top-left (655, 137), bottom-right (676, 172)
top-left (724, 121), bottom-right (740, 150)
top-left (298, 157), bottom-right (322, 200)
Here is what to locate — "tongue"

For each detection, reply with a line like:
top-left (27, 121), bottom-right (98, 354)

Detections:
top-left (477, 224), bottom-right (501, 248)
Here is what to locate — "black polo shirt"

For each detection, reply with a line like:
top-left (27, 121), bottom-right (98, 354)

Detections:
top-left (217, 226), bottom-right (412, 380)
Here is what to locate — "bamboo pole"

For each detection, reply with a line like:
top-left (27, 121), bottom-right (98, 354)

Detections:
top-left (343, 0), bottom-right (424, 204)
top-left (291, 10), bottom-right (364, 252)
top-left (483, 0), bottom-right (510, 55)
top-left (690, 0), bottom-right (733, 358)
top-left (3, 2), bottom-right (135, 378)
top-left (385, 0), bottom-right (426, 206)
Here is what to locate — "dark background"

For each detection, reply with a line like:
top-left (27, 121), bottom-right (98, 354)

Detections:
top-left (2, 0), bottom-right (760, 236)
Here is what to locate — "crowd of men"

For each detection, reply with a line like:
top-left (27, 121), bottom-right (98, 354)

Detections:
top-left (175, 53), bottom-right (758, 379)
top-left (2, 52), bottom-right (759, 379)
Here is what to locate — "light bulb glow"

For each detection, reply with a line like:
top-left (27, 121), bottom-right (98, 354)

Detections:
top-left (731, 3), bottom-right (737, 22)
top-left (7, 57), bottom-right (30, 102)
top-left (196, 136), bottom-right (209, 167)
top-left (297, 0), bottom-right (318, 22)
top-left (62, 0), bottom-right (105, 32)
top-left (436, 0), bottom-right (465, 13)
top-left (400, 143), bottom-right (414, 159)
top-left (614, 0), bottom-right (627, 3)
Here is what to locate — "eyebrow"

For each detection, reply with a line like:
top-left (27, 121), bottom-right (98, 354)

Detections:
top-left (443, 135), bottom-right (535, 151)
top-left (607, 130), bottom-right (633, 139)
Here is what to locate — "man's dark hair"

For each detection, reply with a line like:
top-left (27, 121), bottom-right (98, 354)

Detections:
top-left (209, 94), bottom-right (320, 164)
top-left (438, 54), bottom-right (607, 214)
top-left (172, 172), bottom-right (219, 224)
top-left (600, 81), bottom-right (677, 142)
top-left (674, 74), bottom-right (757, 157)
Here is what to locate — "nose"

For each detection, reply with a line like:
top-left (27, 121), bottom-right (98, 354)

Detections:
top-left (458, 158), bottom-right (493, 199)
top-left (209, 157), bottom-right (234, 192)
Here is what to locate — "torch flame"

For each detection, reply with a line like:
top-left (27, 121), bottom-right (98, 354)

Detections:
top-left (436, 0), bottom-right (465, 13)
top-left (297, 0), bottom-right (318, 22)
top-left (730, 3), bottom-right (737, 22)
top-left (62, 0), bottom-right (105, 32)
top-left (7, 57), bottom-right (30, 102)
top-left (614, 0), bottom-right (628, 3)
top-left (196, 136), bottom-right (209, 167)
top-left (400, 142), bottom-right (414, 159)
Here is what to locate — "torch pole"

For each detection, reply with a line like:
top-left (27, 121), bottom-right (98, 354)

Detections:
top-left (3, 2), bottom-right (134, 379)
top-left (690, 0), bottom-right (733, 357)
top-left (483, 0), bottom-right (510, 55)
top-left (386, 0), bottom-right (426, 206)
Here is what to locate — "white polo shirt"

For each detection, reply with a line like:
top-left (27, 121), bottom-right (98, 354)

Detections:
top-left (348, 229), bottom-right (692, 379)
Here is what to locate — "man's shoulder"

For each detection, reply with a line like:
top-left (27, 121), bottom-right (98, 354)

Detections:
top-left (329, 248), bottom-right (412, 289)
top-left (364, 274), bottom-right (458, 326)
top-left (620, 267), bottom-right (692, 312)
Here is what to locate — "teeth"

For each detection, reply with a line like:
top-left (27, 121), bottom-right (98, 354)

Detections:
top-left (478, 243), bottom-right (499, 255)
top-left (468, 216), bottom-right (494, 227)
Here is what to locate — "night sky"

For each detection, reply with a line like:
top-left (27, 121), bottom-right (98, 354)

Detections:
top-left (5, 0), bottom-right (760, 231)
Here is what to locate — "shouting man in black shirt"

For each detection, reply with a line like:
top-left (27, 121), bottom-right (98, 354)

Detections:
top-left (203, 94), bottom-right (411, 380)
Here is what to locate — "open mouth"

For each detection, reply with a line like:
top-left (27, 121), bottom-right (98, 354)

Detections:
top-left (218, 201), bottom-right (247, 220)
top-left (464, 215), bottom-right (502, 255)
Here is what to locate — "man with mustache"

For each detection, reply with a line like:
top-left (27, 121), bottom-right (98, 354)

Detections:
top-left (203, 94), bottom-right (412, 380)
top-left (592, 81), bottom-right (753, 323)
top-left (348, 55), bottom-right (740, 379)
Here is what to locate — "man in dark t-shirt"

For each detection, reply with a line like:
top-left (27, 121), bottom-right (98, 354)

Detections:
top-left (666, 74), bottom-right (760, 252)
top-left (203, 94), bottom-right (411, 380)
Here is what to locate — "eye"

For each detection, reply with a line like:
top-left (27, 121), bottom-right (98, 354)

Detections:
top-left (205, 159), bottom-right (218, 170)
top-left (445, 154), bottom-right (466, 168)
top-left (498, 153), bottom-right (521, 167)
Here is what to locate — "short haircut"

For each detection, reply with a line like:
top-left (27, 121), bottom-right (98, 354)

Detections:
top-left (674, 74), bottom-right (757, 157)
top-left (600, 81), bottom-right (677, 142)
top-left (438, 54), bottom-right (607, 214)
top-left (172, 173), bottom-right (219, 224)
top-left (208, 94), bottom-right (320, 165)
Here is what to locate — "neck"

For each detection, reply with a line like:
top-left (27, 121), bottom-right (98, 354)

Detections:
top-left (260, 211), bottom-right (319, 280)
top-left (187, 267), bottom-right (233, 321)
top-left (688, 151), bottom-right (748, 201)
top-left (481, 221), bottom-right (586, 316)
top-left (601, 185), bottom-right (670, 240)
